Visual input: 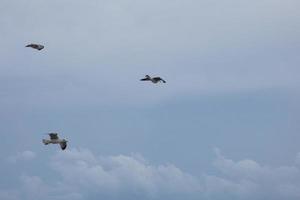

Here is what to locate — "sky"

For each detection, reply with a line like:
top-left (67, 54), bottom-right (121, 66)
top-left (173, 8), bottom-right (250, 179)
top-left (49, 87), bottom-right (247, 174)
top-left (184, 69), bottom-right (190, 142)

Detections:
top-left (1, 0), bottom-right (300, 199)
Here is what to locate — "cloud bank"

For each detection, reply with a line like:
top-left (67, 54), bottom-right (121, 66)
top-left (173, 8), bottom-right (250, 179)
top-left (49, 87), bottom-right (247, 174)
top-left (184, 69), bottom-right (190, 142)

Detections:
top-left (2, 148), bottom-right (300, 200)
top-left (204, 148), bottom-right (300, 199)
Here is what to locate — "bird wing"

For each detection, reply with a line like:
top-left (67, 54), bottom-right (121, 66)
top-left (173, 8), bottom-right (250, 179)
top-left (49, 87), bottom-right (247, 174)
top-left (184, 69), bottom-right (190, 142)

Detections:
top-left (37, 45), bottom-right (44, 50)
top-left (26, 44), bottom-right (44, 50)
top-left (60, 141), bottom-right (67, 150)
top-left (140, 78), bottom-right (150, 81)
top-left (49, 133), bottom-right (59, 140)
top-left (26, 44), bottom-right (37, 48)
top-left (153, 77), bottom-right (166, 83)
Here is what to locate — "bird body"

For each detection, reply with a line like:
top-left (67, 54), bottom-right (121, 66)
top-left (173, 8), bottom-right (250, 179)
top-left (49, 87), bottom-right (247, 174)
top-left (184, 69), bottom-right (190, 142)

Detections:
top-left (140, 75), bottom-right (166, 83)
top-left (26, 43), bottom-right (44, 51)
top-left (43, 133), bottom-right (67, 150)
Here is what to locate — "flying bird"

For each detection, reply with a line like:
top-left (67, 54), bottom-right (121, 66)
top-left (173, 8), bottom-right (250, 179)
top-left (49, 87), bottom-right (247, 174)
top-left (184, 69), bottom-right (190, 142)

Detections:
top-left (25, 43), bottom-right (44, 51)
top-left (42, 133), bottom-right (68, 150)
top-left (140, 75), bottom-right (166, 84)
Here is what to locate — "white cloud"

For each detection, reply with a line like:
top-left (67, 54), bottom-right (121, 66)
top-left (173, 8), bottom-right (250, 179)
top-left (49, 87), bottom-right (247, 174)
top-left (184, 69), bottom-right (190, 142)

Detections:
top-left (204, 175), bottom-right (258, 199)
top-left (50, 148), bottom-right (202, 198)
top-left (2, 148), bottom-right (300, 200)
top-left (19, 175), bottom-right (49, 199)
top-left (205, 148), bottom-right (300, 199)
top-left (8, 150), bottom-right (36, 163)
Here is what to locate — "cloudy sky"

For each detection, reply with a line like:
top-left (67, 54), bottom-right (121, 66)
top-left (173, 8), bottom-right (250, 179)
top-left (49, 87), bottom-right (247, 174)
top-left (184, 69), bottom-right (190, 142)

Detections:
top-left (1, 0), bottom-right (300, 199)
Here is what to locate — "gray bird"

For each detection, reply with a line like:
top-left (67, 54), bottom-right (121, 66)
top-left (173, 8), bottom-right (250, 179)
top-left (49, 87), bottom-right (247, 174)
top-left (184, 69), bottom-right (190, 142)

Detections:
top-left (26, 43), bottom-right (44, 51)
top-left (43, 133), bottom-right (68, 150)
top-left (140, 75), bottom-right (166, 84)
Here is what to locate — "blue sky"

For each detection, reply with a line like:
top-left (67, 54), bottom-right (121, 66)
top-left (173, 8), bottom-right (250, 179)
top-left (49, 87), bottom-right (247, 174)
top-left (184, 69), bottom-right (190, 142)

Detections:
top-left (1, 0), bottom-right (300, 199)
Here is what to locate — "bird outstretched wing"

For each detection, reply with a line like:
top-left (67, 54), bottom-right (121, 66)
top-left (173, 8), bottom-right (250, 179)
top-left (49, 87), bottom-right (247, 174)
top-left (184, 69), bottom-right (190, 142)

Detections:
top-left (153, 77), bottom-right (166, 83)
top-left (160, 78), bottom-right (166, 83)
top-left (36, 45), bottom-right (44, 50)
top-left (60, 141), bottom-right (67, 150)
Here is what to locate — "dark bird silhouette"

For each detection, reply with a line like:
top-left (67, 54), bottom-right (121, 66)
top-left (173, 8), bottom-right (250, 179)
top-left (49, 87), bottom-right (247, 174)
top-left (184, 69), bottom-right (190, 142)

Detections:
top-left (140, 75), bottom-right (166, 84)
top-left (26, 43), bottom-right (44, 51)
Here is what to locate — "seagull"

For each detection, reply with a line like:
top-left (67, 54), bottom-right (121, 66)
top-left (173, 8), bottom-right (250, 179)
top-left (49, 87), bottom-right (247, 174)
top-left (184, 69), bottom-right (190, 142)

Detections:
top-left (140, 75), bottom-right (166, 84)
top-left (42, 133), bottom-right (68, 150)
top-left (25, 43), bottom-right (44, 51)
